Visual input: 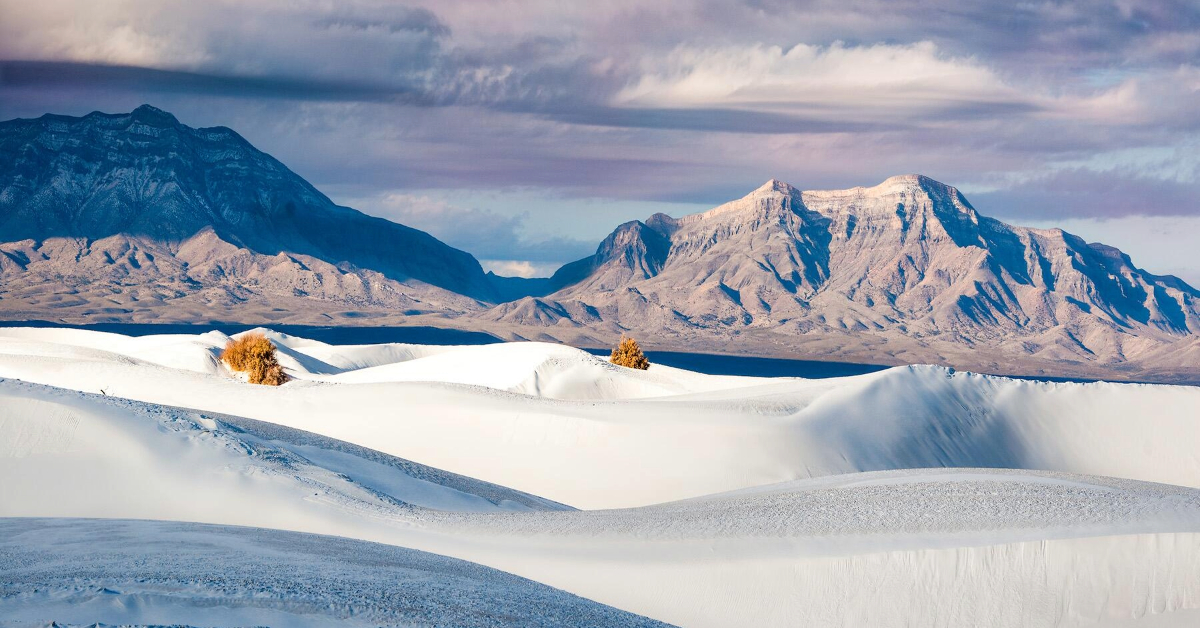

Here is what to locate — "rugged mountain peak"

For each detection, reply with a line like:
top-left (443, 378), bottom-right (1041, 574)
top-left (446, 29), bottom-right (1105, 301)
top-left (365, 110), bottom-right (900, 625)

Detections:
top-left (876, 173), bottom-right (938, 190)
top-left (522, 176), bottom-right (1200, 371)
top-left (644, 212), bottom-right (679, 237)
top-left (751, 178), bottom-right (801, 196)
top-left (552, 220), bottom-right (671, 294)
top-left (680, 178), bottom-right (809, 227)
top-left (800, 173), bottom-right (985, 249)
top-left (805, 174), bottom-right (961, 202)
top-left (596, 221), bottom-right (670, 271)
top-left (126, 103), bottom-right (180, 125)
top-left (45, 103), bottom-right (187, 134)
top-left (882, 173), bottom-right (925, 184)
top-left (0, 106), bottom-right (497, 301)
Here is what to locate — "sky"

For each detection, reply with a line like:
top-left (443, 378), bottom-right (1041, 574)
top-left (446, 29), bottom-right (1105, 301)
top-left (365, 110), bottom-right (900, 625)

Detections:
top-left (1, 1), bottom-right (1198, 282)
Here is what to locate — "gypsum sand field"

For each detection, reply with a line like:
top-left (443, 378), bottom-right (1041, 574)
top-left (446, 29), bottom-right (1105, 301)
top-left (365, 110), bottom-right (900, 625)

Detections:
top-left (2, 326), bottom-right (1200, 627)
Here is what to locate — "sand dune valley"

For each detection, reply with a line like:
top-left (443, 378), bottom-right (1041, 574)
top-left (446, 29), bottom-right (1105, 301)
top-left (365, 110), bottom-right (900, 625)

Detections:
top-left (2, 326), bottom-right (1200, 627)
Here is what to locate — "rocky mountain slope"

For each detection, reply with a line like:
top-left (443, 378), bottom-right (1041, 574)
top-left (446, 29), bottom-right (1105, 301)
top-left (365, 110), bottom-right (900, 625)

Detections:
top-left (480, 176), bottom-right (1200, 380)
top-left (0, 105), bottom-right (495, 321)
top-left (2, 106), bottom-right (1197, 380)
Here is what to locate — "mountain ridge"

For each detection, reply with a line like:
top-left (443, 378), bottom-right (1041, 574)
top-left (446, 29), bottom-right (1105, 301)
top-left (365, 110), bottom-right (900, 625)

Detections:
top-left (0, 104), bottom-right (497, 303)
top-left (478, 174), bottom-right (1198, 379)
top-left (1, 105), bottom-right (1197, 382)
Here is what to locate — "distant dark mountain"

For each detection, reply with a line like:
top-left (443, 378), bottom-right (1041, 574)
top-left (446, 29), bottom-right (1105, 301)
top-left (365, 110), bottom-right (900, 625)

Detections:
top-left (0, 104), bottom-right (497, 303)
top-left (480, 176), bottom-right (1200, 379)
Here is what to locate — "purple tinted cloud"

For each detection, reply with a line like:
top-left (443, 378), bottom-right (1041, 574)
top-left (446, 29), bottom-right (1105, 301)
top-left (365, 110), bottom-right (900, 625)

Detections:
top-left (348, 193), bottom-right (594, 262)
top-left (971, 168), bottom-right (1200, 220)
top-left (1, 0), bottom-right (1198, 270)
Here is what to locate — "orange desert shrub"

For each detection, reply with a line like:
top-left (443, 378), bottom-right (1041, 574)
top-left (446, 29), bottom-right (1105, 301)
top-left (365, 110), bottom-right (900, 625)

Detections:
top-left (258, 363), bottom-right (289, 386)
top-left (221, 333), bottom-right (289, 385)
top-left (609, 336), bottom-right (650, 370)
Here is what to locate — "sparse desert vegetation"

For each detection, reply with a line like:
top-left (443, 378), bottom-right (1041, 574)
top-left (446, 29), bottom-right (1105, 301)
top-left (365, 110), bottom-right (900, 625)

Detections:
top-left (610, 336), bottom-right (650, 370)
top-left (220, 333), bottom-right (288, 385)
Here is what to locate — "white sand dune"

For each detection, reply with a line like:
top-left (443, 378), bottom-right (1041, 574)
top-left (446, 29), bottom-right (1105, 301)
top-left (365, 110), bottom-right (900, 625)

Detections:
top-left (1, 328), bottom-right (1198, 509)
top-left (323, 340), bottom-right (755, 399)
top-left (0, 378), bottom-right (562, 519)
top-left (2, 327), bottom-right (1200, 627)
top-left (0, 518), bottom-right (671, 628)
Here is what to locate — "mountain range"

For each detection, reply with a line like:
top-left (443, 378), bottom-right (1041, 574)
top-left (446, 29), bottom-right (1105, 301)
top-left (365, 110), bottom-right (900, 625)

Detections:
top-left (0, 105), bottom-right (494, 319)
top-left (2, 106), bottom-right (1197, 382)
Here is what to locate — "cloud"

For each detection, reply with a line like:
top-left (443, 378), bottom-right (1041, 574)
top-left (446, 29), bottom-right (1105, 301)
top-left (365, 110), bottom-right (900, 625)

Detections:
top-left (479, 260), bottom-right (562, 278)
top-left (0, 0), bottom-right (211, 67)
top-left (613, 41), bottom-right (1025, 122)
top-left (5, 1), bottom-right (1198, 134)
top-left (968, 167), bottom-right (1200, 220)
top-left (0, 1), bottom-right (467, 108)
top-left (2, 0), bottom-right (1200, 277)
top-left (347, 193), bottom-right (593, 264)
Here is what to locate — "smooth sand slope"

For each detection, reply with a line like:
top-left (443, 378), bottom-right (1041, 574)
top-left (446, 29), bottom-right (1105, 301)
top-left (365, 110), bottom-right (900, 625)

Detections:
top-left (0, 518), bottom-right (670, 628)
top-left (1, 327), bottom-right (1199, 508)
top-left (2, 327), bottom-right (1200, 627)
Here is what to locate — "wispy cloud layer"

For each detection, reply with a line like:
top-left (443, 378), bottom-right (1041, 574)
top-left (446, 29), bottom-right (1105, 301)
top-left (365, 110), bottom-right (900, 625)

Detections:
top-left (613, 42), bottom-right (1022, 120)
top-left (343, 192), bottom-right (594, 263)
top-left (1, 0), bottom-right (1198, 274)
